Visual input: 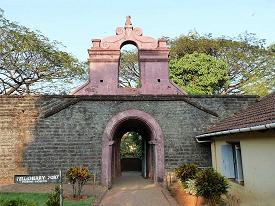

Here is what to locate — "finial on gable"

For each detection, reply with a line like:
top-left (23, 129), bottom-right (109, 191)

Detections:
top-left (125, 16), bottom-right (132, 28)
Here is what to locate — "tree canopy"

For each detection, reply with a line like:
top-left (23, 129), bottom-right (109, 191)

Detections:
top-left (169, 52), bottom-right (229, 94)
top-left (268, 43), bottom-right (275, 53)
top-left (120, 132), bottom-right (142, 159)
top-left (118, 50), bottom-right (140, 88)
top-left (169, 32), bottom-right (275, 96)
top-left (2, 11), bottom-right (273, 96)
top-left (0, 16), bottom-right (86, 95)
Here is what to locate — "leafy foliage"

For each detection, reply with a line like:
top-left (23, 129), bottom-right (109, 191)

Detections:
top-left (174, 164), bottom-right (229, 205)
top-left (268, 43), bottom-right (275, 53)
top-left (45, 186), bottom-right (60, 206)
top-left (66, 167), bottom-right (91, 199)
top-left (0, 199), bottom-right (37, 206)
top-left (169, 32), bottom-right (275, 96)
top-left (0, 16), bottom-right (86, 95)
top-left (170, 52), bottom-right (229, 94)
top-left (195, 168), bottom-right (229, 205)
top-left (184, 179), bottom-right (198, 196)
top-left (120, 132), bottom-right (142, 159)
top-left (174, 163), bottom-right (198, 183)
top-left (118, 50), bottom-right (140, 88)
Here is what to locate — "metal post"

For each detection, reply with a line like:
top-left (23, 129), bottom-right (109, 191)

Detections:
top-left (59, 170), bottom-right (63, 206)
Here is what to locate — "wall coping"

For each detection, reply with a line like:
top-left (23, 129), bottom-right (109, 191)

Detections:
top-left (0, 94), bottom-right (259, 100)
top-left (0, 95), bottom-right (258, 119)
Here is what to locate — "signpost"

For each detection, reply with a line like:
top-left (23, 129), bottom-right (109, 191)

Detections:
top-left (14, 170), bottom-right (63, 206)
top-left (59, 170), bottom-right (63, 206)
top-left (14, 174), bottom-right (60, 184)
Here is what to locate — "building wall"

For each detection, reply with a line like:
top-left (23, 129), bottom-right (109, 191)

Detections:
top-left (0, 97), bottom-right (39, 184)
top-left (211, 131), bottom-right (275, 206)
top-left (0, 95), bottom-right (256, 184)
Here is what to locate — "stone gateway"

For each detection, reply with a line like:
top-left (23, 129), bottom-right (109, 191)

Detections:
top-left (0, 17), bottom-right (257, 188)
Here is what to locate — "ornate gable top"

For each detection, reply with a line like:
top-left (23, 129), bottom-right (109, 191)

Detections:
top-left (125, 15), bottom-right (133, 28)
top-left (72, 16), bottom-right (184, 96)
top-left (91, 16), bottom-right (165, 50)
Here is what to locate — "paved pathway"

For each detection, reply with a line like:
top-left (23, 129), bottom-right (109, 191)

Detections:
top-left (99, 172), bottom-right (178, 206)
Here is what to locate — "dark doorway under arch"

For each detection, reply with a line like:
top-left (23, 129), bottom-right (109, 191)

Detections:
top-left (111, 119), bottom-right (156, 181)
top-left (101, 109), bottom-right (164, 188)
top-left (120, 132), bottom-right (142, 172)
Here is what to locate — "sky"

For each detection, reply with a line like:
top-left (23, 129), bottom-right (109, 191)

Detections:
top-left (1, 0), bottom-right (275, 61)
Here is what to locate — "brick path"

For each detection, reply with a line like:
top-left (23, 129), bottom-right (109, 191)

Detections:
top-left (99, 172), bottom-right (178, 206)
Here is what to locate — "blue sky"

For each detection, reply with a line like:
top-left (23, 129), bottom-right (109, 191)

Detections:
top-left (1, 0), bottom-right (275, 61)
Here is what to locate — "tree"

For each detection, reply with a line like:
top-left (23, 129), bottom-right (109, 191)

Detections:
top-left (118, 50), bottom-right (140, 88)
top-left (168, 33), bottom-right (220, 59)
top-left (169, 52), bottom-right (229, 94)
top-left (0, 8), bottom-right (3, 18)
top-left (120, 132), bottom-right (142, 159)
top-left (268, 43), bottom-right (275, 53)
top-left (66, 167), bottom-right (91, 199)
top-left (169, 32), bottom-right (275, 96)
top-left (0, 16), bottom-right (86, 95)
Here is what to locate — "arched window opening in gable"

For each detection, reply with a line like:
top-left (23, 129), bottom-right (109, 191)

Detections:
top-left (118, 43), bottom-right (140, 88)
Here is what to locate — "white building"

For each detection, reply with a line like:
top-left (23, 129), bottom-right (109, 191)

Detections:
top-left (196, 93), bottom-right (275, 206)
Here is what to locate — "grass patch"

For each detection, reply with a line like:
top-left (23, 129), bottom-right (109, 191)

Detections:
top-left (64, 196), bottom-right (95, 206)
top-left (0, 193), bottom-right (47, 206)
top-left (0, 193), bottom-right (95, 206)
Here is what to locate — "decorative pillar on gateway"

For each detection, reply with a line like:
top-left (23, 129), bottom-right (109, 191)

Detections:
top-left (72, 16), bottom-right (184, 95)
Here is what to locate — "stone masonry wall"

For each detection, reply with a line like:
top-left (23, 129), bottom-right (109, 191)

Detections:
top-left (0, 97), bottom-right (40, 184)
top-left (0, 95), bottom-right (257, 184)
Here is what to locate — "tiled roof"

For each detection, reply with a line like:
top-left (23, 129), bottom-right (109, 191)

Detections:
top-left (207, 93), bottom-right (275, 133)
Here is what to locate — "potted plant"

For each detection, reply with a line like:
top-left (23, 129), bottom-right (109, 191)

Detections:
top-left (175, 163), bottom-right (198, 184)
top-left (171, 164), bottom-right (229, 206)
top-left (173, 163), bottom-right (205, 206)
top-left (195, 168), bottom-right (229, 206)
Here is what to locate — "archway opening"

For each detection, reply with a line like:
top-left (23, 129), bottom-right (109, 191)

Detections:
top-left (101, 109), bottom-right (164, 188)
top-left (118, 43), bottom-right (140, 88)
top-left (120, 132), bottom-right (142, 172)
top-left (111, 118), bottom-right (155, 181)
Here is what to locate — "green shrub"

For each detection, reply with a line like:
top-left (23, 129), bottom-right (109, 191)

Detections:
top-left (45, 186), bottom-right (60, 206)
top-left (175, 163), bottom-right (198, 184)
top-left (195, 168), bottom-right (229, 205)
top-left (1, 199), bottom-right (37, 206)
top-left (66, 167), bottom-right (91, 198)
top-left (184, 179), bottom-right (198, 196)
